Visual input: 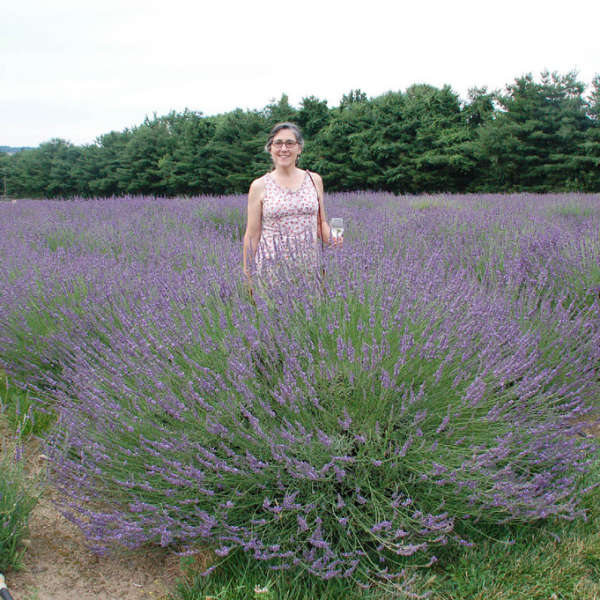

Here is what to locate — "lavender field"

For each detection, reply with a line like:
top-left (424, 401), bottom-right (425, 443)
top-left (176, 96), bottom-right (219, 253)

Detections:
top-left (1, 193), bottom-right (600, 590)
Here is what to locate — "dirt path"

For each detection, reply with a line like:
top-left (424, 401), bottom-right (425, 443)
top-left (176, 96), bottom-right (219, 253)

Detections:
top-left (5, 485), bottom-right (185, 600)
top-left (0, 414), bottom-right (188, 600)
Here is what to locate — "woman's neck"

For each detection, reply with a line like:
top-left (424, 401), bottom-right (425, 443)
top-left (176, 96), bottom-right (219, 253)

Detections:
top-left (272, 165), bottom-right (301, 178)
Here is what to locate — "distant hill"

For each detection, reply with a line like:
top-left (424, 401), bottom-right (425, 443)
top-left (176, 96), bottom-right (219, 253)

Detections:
top-left (0, 145), bottom-right (33, 154)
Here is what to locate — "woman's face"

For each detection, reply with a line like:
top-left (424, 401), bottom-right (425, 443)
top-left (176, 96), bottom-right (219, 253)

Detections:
top-left (270, 128), bottom-right (301, 168)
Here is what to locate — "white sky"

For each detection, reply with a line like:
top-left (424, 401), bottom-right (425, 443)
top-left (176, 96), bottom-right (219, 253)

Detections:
top-left (2, 0), bottom-right (599, 147)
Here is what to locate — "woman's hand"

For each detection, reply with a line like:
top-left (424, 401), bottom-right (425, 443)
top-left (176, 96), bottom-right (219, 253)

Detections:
top-left (245, 276), bottom-right (254, 301)
top-left (322, 221), bottom-right (343, 247)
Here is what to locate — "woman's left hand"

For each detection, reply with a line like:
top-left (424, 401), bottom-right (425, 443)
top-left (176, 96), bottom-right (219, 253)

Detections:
top-left (323, 222), bottom-right (343, 248)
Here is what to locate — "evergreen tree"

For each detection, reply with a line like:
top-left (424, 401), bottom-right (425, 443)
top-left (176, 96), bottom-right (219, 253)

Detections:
top-left (296, 96), bottom-right (331, 138)
top-left (205, 109), bottom-right (268, 194)
top-left (0, 152), bottom-right (11, 199)
top-left (119, 116), bottom-right (175, 194)
top-left (71, 144), bottom-right (102, 197)
top-left (263, 94), bottom-right (298, 126)
top-left (583, 74), bottom-right (600, 190)
top-left (460, 88), bottom-right (499, 191)
top-left (463, 87), bottom-right (497, 129)
top-left (46, 141), bottom-right (84, 197)
top-left (401, 84), bottom-right (474, 192)
top-left (6, 139), bottom-right (77, 198)
top-left (89, 130), bottom-right (133, 196)
top-left (156, 110), bottom-right (215, 195)
top-left (339, 89), bottom-right (368, 111)
top-left (312, 98), bottom-right (378, 191)
top-left (367, 91), bottom-right (413, 193)
top-left (477, 71), bottom-right (591, 191)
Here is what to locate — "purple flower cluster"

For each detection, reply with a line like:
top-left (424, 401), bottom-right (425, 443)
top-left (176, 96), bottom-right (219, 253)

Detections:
top-left (1, 193), bottom-right (599, 584)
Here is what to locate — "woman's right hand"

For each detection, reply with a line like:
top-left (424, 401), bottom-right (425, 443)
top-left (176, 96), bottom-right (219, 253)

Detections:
top-left (244, 272), bottom-right (254, 302)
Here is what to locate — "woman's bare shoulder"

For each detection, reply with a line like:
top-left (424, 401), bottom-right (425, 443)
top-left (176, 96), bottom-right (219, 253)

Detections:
top-left (248, 174), bottom-right (268, 207)
top-left (249, 174), bottom-right (268, 192)
top-left (306, 170), bottom-right (323, 190)
top-left (306, 170), bottom-right (323, 183)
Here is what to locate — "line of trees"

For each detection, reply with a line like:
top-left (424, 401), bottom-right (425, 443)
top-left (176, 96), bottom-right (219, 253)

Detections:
top-left (2, 71), bottom-right (599, 198)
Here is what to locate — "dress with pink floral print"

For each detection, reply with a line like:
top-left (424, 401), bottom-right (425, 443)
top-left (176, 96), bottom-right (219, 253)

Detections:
top-left (255, 171), bottom-right (319, 274)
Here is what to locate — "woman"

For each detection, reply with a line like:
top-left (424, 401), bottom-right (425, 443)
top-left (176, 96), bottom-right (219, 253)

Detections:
top-left (243, 122), bottom-right (336, 282)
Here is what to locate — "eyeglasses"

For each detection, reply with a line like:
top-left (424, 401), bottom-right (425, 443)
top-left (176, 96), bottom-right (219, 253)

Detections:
top-left (272, 139), bottom-right (298, 149)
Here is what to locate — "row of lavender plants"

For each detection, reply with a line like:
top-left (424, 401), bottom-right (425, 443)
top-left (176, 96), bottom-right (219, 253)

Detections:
top-left (1, 193), bottom-right (599, 588)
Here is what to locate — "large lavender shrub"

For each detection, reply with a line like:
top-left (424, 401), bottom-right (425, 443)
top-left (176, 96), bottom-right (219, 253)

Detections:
top-left (1, 194), bottom-right (599, 585)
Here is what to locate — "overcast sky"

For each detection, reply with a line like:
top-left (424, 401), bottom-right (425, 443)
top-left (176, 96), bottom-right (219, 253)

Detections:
top-left (2, 0), bottom-right (599, 147)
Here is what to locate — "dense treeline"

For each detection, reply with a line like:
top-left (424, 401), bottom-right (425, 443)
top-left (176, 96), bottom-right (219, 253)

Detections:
top-left (2, 71), bottom-right (599, 198)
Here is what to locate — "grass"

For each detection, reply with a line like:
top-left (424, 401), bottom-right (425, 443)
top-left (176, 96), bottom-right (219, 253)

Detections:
top-left (0, 421), bottom-right (42, 572)
top-left (171, 551), bottom-right (421, 600)
top-left (423, 490), bottom-right (600, 599)
top-left (0, 371), bottom-right (48, 572)
top-left (0, 371), bottom-right (55, 439)
top-left (169, 459), bottom-right (600, 599)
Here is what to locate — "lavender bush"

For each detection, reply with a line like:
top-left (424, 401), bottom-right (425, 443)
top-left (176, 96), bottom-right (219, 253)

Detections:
top-left (1, 193), bottom-right (599, 586)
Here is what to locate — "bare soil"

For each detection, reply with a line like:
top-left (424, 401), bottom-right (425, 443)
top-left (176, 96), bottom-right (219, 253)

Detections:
top-left (6, 489), bottom-right (184, 600)
top-left (0, 420), bottom-right (193, 600)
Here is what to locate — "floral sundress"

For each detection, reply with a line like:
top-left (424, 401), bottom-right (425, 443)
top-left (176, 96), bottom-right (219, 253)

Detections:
top-left (255, 172), bottom-right (320, 276)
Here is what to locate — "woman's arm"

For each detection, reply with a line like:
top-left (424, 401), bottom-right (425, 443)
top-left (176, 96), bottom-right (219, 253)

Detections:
top-left (312, 172), bottom-right (333, 245)
top-left (243, 178), bottom-right (263, 279)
